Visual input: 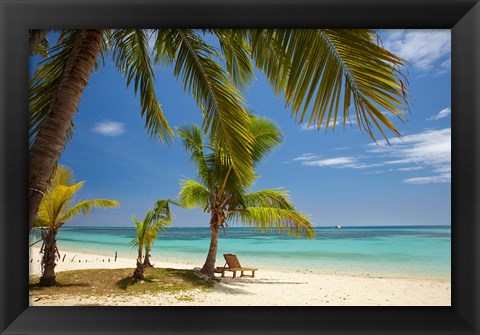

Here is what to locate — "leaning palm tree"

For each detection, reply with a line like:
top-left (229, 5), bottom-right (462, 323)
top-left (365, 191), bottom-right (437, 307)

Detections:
top-left (28, 29), bottom-right (251, 230)
top-left (178, 116), bottom-right (315, 277)
top-left (29, 29), bottom-right (408, 230)
top-left (129, 200), bottom-right (173, 280)
top-left (33, 166), bottom-right (119, 286)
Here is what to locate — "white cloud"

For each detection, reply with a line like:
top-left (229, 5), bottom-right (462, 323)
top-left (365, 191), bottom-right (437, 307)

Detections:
top-left (427, 107), bottom-right (451, 121)
top-left (363, 170), bottom-right (386, 175)
top-left (368, 128), bottom-right (451, 184)
top-left (301, 156), bottom-right (382, 169)
top-left (293, 128), bottom-right (450, 184)
top-left (383, 30), bottom-right (451, 74)
top-left (292, 153), bottom-right (318, 161)
top-left (300, 116), bottom-right (357, 131)
top-left (303, 156), bottom-right (356, 167)
top-left (397, 166), bottom-right (423, 171)
top-left (440, 59), bottom-right (451, 69)
top-left (91, 121), bottom-right (125, 137)
top-left (402, 175), bottom-right (450, 185)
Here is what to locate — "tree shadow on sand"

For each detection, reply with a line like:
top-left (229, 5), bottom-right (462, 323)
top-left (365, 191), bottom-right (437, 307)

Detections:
top-left (115, 276), bottom-right (154, 290)
top-left (115, 268), bottom-right (215, 291)
top-left (211, 277), bottom-right (308, 295)
top-left (29, 282), bottom-right (91, 291)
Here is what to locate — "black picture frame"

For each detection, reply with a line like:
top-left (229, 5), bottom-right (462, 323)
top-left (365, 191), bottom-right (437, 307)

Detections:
top-left (1, 0), bottom-right (479, 334)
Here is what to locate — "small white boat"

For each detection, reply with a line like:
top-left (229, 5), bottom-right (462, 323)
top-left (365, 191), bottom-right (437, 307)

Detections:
top-left (335, 225), bottom-right (342, 229)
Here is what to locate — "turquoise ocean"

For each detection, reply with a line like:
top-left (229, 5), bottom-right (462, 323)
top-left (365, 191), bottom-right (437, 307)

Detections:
top-left (30, 226), bottom-right (451, 280)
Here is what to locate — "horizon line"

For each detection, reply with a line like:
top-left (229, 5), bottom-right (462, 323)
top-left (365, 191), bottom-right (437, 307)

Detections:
top-left (60, 224), bottom-right (452, 228)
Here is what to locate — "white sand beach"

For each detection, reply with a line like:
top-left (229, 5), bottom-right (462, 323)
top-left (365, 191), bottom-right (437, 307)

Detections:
top-left (29, 246), bottom-right (451, 306)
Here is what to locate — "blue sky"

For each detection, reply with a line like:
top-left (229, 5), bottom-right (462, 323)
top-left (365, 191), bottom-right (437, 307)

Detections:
top-left (31, 29), bottom-right (451, 227)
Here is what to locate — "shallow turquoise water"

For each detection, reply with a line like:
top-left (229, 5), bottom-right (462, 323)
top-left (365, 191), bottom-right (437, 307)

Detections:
top-left (30, 226), bottom-right (451, 280)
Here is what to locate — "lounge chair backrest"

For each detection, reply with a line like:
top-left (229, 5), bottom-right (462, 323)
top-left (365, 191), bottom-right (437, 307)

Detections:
top-left (224, 254), bottom-right (241, 268)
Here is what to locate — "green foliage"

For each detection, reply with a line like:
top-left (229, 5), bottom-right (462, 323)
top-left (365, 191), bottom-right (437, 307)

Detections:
top-left (211, 29), bottom-right (255, 89)
top-left (30, 29), bottom-right (409, 191)
top-left (153, 29), bottom-right (255, 185)
top-left (109, 29), bottom-right (174, 142)
top-left (129, 200), bottom-right (174, 251)
top-left (34, 166), bottom-right (120, 229)
top-left (178, 116), bottom-right (315, 239)
top-left (247, 29), bottom-right (408, 141)
top-left (32, 36), bottom-right (50, 58)
top-left (29, 268), bottom-right (214, 299)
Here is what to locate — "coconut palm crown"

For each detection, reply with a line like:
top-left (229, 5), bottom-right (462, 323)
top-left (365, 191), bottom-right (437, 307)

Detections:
top-left (34, 166), bottom-right (119, 286)
top-left (178, 116), bottom-right (315, 277)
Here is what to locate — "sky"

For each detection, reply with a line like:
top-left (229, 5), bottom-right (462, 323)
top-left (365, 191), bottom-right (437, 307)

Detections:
top-left (30, 29), bottom-right (451, 227)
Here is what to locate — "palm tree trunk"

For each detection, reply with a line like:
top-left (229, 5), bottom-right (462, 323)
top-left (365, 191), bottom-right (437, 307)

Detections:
top-left (143, 244), bottom-right (153, 268)
top-left (39, 228), bottom-right (58, 286)
top-left (200, 218), bottom-right (219, 278)
top-left (133, 247), bottom-right (145, 280)
top-left (29, 29), bottom-right (104, 230)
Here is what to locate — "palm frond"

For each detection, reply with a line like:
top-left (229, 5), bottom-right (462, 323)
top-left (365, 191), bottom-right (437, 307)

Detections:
top-left (212, 29), bottom-right (255, 89)
top-left (247, 30), bottom-right (289, 95)
top-left (109, 29), bottom-right (174, 142)
top-left (49, 165), bottom-right (75, 187)
top-left (150, 199), bottom-right (175, 224)
top-left (33, 214), bottom-right (50, 228)
top-left (129, 216), bottom-right (144, 249)
top-left (249, 116), bottom-right (283, 164)
top-left (152, 29), bottom-right (178, 64)
top-left (228, 207), bottom-right (315, 239)
top-left (61, 199), bottom-right (119, 223)
top-left (177, 125), bottom-right (212, 186)
top-left (178, 179), bottom-right (211, 209)
top-left (129, 237), bottom-right (140, 249)
top-left (154, 29), bottom-right (255, 184)
top-left (248, 29), bottom-right (408, 141)
top-left (31, 35), bottom-right (50, 58)
top-left (29, 29), bottom-right (50, 56)
top-left (36, 181), bottom-right (85, 228)
top-left (241, 189), bottom-right (295, 210)
top-left (150, 217), bottom-right (171, 239)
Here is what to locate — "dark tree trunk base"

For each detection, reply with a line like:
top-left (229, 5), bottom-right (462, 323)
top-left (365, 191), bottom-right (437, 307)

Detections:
top-left (133, 261), bottom-right (145, 280)
top-left (199, 267), bottom-right (215, 278)
top-left (39, 276), bottom-right (56, 287)
top-left (39, 228), bottom-right (58, 287)
top-left (143, 256), bottom-right (153, 268)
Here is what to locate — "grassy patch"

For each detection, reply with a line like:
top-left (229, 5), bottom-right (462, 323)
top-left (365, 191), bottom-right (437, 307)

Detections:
top-left (30, 268), bottom-right (215, 299)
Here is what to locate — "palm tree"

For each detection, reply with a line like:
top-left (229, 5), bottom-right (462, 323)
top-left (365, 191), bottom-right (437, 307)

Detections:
top-left (178, 116), bottom-right (315, 277)
top-left (28, 29), bottom-right (249, 229)
top-left (29, 29), bottom-right (409, 229)
top-left (33, 166), bottom-right (119, 286)
top-left (130, 200), bottom-right (174, 280)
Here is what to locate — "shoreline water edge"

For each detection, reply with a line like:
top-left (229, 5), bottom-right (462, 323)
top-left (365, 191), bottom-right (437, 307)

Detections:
top-left (29, 233), bottom-right (451, 306)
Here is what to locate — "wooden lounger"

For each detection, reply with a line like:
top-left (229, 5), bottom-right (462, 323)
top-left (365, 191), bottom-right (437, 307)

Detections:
top-left (215, 254), bottom-right (258, 278)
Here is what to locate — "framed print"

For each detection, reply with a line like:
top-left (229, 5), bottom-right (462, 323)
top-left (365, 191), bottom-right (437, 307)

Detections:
top-left (1, 0), bottom-right (479, 334)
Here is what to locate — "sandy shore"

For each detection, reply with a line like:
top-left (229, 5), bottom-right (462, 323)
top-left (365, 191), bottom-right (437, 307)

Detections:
top-left (29, 246), bottom-right (451, 306)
